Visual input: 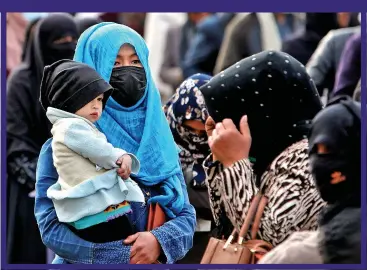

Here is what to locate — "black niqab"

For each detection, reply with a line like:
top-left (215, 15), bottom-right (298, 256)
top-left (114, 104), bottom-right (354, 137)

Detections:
top-left (35, 13), bottom-right (78, 67)
top-left (6, 13), bottom-right (78, 264)
top-left (308, 95), bottom-right (362, 264)
top-left (200, 50), bottom-right (323, 181)
top-left (7, 13), bottom-right (78, 158)
top-left (21, 17), bottom-right (41, 62)
top-left (308, 95), bottom-right (361, 205)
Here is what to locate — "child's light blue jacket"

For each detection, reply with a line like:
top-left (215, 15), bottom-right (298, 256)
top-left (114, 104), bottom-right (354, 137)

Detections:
top-left (46, 107), bottom-right (144, 224)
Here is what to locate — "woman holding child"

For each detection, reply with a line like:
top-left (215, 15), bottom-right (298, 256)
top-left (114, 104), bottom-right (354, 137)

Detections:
top-left (34, 22), bottom-right (196, 264)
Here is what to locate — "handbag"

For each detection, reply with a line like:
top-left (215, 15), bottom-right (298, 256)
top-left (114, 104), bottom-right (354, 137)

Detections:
top-left (147, 203), bottom-right (166, 231)
top-left (147, 203), bottom-right (166, 264)
top-left (200, 192), bottom-right (273, 264)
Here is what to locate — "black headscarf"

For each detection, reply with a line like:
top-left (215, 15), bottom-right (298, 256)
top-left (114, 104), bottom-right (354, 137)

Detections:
top-left (35, 14), bottom-right (78, 68)
top-left (75, 17), bottom-right (102, 36)
top-left (308, 95), bottom-right (362, 264)
top-left (200, 50), bottom-right (323, 180)
top-left (7, 13), bottom-right (78, 158)
top-left (40, 59), bottom-right (113, 113)
top-left (21, 17), bottom-right (41, 62)
top-left (308, 95), bottom-right (361, 205)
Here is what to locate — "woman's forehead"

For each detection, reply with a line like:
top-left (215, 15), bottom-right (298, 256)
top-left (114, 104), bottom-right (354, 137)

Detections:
top-left (116, 44), bottom-right (137, 58)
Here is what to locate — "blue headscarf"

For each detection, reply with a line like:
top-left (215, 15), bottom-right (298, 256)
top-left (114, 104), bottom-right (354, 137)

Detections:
top-left (73, 22), bottom-right (184, 218)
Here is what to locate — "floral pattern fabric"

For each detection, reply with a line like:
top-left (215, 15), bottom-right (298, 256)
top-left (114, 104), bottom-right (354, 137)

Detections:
top-left (164, 73), bottom-right (212, 187)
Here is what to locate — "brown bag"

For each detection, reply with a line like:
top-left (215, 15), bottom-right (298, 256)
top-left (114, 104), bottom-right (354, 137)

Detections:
top-left (200, 193), bottom-right (273, 264)
top-left (146, 203), bottom-right (166, 264)
top-left (147, 203), bottom-right (166, 231)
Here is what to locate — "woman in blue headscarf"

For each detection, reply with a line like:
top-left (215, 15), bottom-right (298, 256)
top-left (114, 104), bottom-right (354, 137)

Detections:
top-left (34, 22), bottom-right (196, 264)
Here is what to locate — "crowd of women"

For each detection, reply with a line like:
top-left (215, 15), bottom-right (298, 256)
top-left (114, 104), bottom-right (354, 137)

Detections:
top-left (6, 12), bottom-right (362, 264)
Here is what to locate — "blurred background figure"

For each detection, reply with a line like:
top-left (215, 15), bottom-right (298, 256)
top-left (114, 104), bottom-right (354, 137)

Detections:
top-left (306, 24), bottom-right (360, 97)
top-left (214, 13), bottom-right (303, 74)
top-left (182, 12), bottom-right (235, 78)
top-left (282, 13), bottom-right (340, 66)
top-left (6, 13), bottom-right (78, 264)
top-left (6, 13), bottom-right (28, 77)
top-left (282, 13), bottom-right (359, 66)
top-left (332, 32), bottom-right (361, 98)
top-left (159, 13), bottom-right (212, 92)
top-left (74, 16), bottom-right (103, 36)
top-left (5, 12), bottom-right (361, 264)
top-left (144, 13), bottom-right (186, 103)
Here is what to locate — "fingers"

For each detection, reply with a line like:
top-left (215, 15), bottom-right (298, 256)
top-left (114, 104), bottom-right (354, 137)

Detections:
top-left (212, 129), bottom-right (218, 139)
top-left (124, 233), bottom-right (139, 245)
top-left (116, 157), bottom-right (123, 165)
top-left (130, 251), bottom-right (149, 264)
top-left (209, 123), bottom-right (222, 150)
top-left (117, 155), bottom-right (132, 167)
top-left (130, 250), bottom-right (139, 264)
top-left (215, 123), bottom-right (225, 134)
top-left (239, 115), bottom-right (251, 137)
top-left (205, 116), bottom-right (216, 136)
top-left (117, 168), bottom-right (123, 176)
top-left (222, 118), bottom-right (237, 130)
top-left (122, 155), bottom-right (132, 165)
top-left (117, 164), bottom-right (131, 179)
top-left (208, 135), bottom-right (213, 147)
top-left (130, 244), bottom-right (144, 264)
top-left (130, 254), bottom-right (145, 264)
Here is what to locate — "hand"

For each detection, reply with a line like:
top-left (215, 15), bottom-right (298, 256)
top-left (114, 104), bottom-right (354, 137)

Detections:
top-left (208, 115), bottom-right (252, 168)
top-left (124, 232), bottom-right (161, 264)
top-left (205, 116), bottom-right (216, 137)
top-left (116, 155), bottom-right (132, 180)
top-left (205, 116), bottom-right (218, 161)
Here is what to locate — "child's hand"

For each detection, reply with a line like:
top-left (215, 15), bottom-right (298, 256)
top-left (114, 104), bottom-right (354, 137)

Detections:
top-left (116, 155), bottom-right (132, 180)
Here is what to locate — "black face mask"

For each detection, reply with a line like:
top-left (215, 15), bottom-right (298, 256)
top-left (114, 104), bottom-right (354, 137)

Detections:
top-left (309, 153), bottom-right (354, 204)
top-left (43, 42), bottom-right (76, 66)
top-left (109, 66), bottom-right (147, 107)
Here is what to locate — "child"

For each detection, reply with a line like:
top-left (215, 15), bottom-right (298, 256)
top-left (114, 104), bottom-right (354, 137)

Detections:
top-left (39, 59), bottom-right (145, 243)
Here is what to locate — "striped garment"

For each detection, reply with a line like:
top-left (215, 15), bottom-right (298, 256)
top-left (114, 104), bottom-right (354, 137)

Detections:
top-left (203, 139), bottom-right (326, 247)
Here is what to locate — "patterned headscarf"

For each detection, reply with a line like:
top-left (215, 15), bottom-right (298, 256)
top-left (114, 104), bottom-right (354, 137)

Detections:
top-left (164, 74), bottom-right (212, 187)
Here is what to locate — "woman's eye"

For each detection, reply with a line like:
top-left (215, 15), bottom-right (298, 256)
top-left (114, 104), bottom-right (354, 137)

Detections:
top-left (316, 144), bottom-right (329, 154)
top-left (132, 60), bottom-right (141, 65)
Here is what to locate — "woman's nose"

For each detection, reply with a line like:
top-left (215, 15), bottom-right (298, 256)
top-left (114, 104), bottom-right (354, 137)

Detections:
top-left (122, 60), bottom-right (131, 67)
top-left (64, 36), bottom-right (74, 42)
top-left (196, 130), bottom-right (206, 136)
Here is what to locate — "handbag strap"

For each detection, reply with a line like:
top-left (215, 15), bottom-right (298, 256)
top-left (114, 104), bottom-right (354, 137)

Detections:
top-left (250, 196), bottom-right (268, 239)
top-left (236, 192), bottom-right (263, 244)
top-left (223, 192), bottom-right (268, 249)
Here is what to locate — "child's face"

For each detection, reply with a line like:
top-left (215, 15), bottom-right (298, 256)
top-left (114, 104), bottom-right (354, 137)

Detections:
top-left (75, 94), bottom-right (104, 123)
